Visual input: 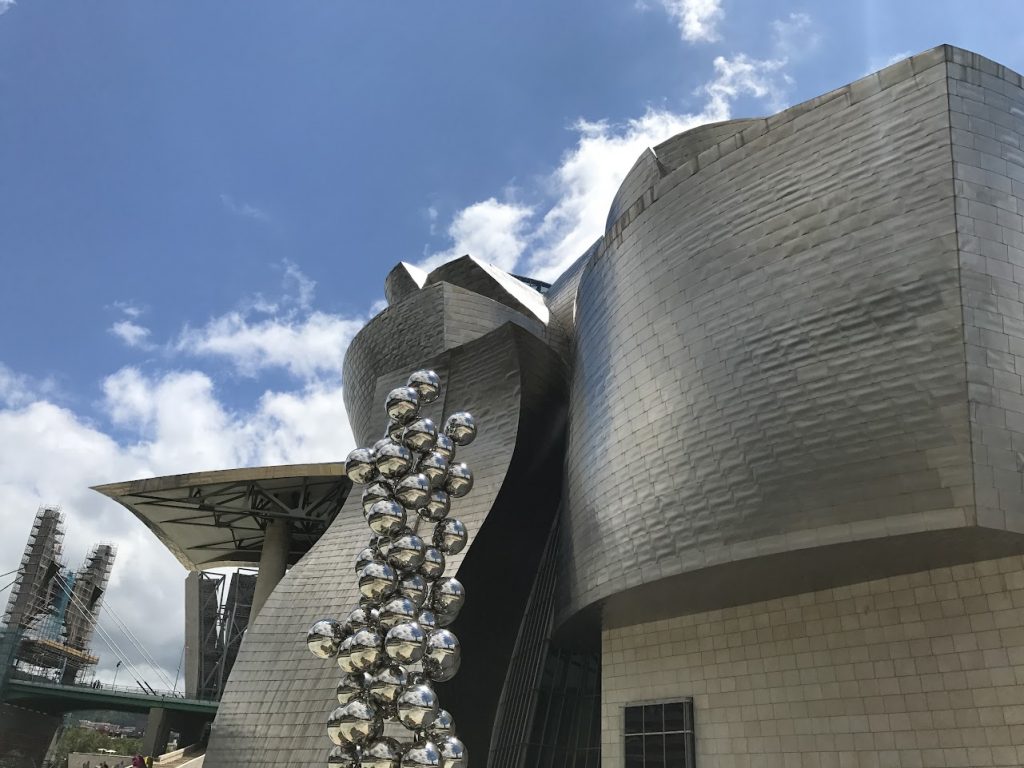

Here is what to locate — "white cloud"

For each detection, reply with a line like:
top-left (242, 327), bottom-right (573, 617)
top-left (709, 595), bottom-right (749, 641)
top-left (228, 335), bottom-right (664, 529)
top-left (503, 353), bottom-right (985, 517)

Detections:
top-left (659, 0), bottom-right (724, 43)
top-left (220, 193), bottom-right (269, 222)
top-left (419, 198), bottom-right (534, 274)
top-left (177, 311), bottom-right (363, 380)
top-left (110, 319), bottom-right (153, 349)
top-left (771, 12), bottom-right (819, 61)
top-left (423, 42), bottom-right (797, 283)
top-left (0, 0), bottom-right (14, 16)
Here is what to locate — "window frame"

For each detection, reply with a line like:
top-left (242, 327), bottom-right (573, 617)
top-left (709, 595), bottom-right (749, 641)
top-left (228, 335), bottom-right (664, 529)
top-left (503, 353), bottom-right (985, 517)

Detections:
top-left (622, 696), bottom-right (696, 768)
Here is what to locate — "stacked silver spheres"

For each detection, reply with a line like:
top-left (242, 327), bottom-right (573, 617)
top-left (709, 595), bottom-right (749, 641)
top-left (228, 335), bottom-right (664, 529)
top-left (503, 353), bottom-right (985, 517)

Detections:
top-left (306, 369), bottom-right (475, 768)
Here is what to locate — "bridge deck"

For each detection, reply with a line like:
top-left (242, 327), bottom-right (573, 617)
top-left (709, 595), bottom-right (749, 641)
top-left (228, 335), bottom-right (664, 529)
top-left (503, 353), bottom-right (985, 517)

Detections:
top-left (3, 679), bottom-right (219, 715)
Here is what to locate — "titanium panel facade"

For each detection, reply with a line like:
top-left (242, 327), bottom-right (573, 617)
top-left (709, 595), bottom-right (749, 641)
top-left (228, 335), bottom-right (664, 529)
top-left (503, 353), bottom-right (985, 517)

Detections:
top-left (206, 45), bottom-right (1024, 768)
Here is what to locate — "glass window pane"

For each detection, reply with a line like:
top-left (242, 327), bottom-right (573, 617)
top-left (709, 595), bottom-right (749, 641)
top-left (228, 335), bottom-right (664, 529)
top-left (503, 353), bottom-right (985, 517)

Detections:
top-left (643, 704), bottom-right (663, 733)
top-left (644, 734), bottom-right (665, 768)
top-left (625, 706), bottom-right (643, 734)
top-left (625, 735), bottom-right (644, 768)
top-left (664, 701), bottom-right (687, 732)
top-left (665, 732), bottom-right (687, 767)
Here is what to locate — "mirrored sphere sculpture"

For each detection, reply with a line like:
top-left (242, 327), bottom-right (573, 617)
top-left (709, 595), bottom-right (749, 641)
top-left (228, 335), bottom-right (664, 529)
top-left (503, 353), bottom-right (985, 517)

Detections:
top-left (403, 417), bottom-right (438, 452)
top-left (366, 500), bottom-right (406, 536)
top-left (368, 663), bottom-right (409, 710)
top-left (337, 699), bottom-right (382, 744)
top-left (358, 562), bottom-right (398, 602)
top-left (306, 619), bottom-right (344, 659)
top-left (397, 682), bottom-right (440, 730)
top-left (361, 736), bottom-right (403, 768)
top-left (419, 547), bottom-right (445, 581)
top-left (375, 441), bottom-right (414, 479)
top-left (385, 386), bottom-right (420, 424)
top-left (401, 741), bottom-right (441, 768)
top-left (384, 621), bottom-right (427, 664)
top-left (444, 463), bottom-right (474, 498)
top-left (442, 412), bottom-right (476, 446)
top-left (422, 629), bottom-right (461, 683)
top-left (394, 473), bottom-right (431, 510)
top-left (438, 735), bottom-right (468, 768)
top-left (419, 490), bottom-right (451, 522)
top-left (407, 369), bottom-right (441, 403)
top-left (417, 451), bottom-right (450, 488)
top-left (433, 519), bottom-right (468, 555)
top-left (345, 448), bottom-right (378, 484)
top-left (308, 370), bottom-right (475, 768)
top-left (327, 744), bottom-right (359, 767)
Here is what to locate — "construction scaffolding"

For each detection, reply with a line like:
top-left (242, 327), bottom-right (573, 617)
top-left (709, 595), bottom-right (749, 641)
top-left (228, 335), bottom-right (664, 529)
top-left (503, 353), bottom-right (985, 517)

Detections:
top-left (1, 506), bottom-right (117, 684)
top-left (184, 568), bottom-right (256, 700)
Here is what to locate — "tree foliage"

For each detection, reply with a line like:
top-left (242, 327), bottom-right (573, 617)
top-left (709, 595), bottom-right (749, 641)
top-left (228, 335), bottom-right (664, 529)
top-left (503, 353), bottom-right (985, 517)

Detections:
top-left (51, 727), bottom-right (142, 768)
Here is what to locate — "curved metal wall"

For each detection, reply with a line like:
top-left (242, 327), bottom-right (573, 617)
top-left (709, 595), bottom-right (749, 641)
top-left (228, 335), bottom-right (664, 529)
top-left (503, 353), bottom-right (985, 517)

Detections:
top-left (559, 45), bottom-right (983, 627)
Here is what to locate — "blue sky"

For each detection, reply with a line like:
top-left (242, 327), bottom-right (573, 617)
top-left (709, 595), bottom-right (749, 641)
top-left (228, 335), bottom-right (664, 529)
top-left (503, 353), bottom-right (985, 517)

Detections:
top-left (2, 0), bottom-right (1023, 687)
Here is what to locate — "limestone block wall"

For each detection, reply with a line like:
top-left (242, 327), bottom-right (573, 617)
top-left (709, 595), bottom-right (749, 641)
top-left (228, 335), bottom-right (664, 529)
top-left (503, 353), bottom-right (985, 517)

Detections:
top-left (602, 555), bottom-right (1024, 768)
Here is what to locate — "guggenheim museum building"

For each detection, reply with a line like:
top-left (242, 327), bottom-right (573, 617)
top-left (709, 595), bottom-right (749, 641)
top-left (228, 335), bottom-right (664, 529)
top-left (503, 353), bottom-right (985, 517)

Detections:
top-left (133, 46), bottom-right (1024, 768)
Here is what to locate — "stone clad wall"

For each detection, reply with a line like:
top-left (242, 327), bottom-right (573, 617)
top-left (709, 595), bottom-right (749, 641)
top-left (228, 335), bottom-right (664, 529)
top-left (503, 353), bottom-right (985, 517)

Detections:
top-left (602, 555), bottom-right (1024, 768)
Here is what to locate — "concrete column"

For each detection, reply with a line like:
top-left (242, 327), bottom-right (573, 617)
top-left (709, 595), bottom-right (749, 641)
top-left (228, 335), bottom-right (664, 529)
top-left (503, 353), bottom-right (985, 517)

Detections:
top-left (142, 707), bottom-right (171, 757)
top-left (250, 517), bottom-right (290, 619)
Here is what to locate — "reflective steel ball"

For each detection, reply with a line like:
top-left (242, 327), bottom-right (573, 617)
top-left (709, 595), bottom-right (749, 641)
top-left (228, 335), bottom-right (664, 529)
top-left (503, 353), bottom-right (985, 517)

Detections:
top-left (429, 708), bottom-right (455, 741)
top-left (400, 741), bottom-right (441, 768)
top-left (368, 663), bottom-right (409, 710)
top-left (336, 671), bottom-right (371, 703)
top-left (336, 698), bottom-right (382, 745)
top-left (385, 386), bottom-right (420, 424)
top-left (344, 605), bottom-right (379, 635)
top-left (443, 463), bottom-right (473, 498)
top-left (442, 412), bottom-right (476, 446)
top-left (384, 621), bottom-right (427, 665)
top-left (399, 572), bottom-right (429, 609)
top-left (387, 419), bottom-right (405, 441)
top-left (366, 500), bottom-right (406, 537)
top-left (437, 735), bottom-right (468, 768)
top-left (417, 608), bottom-right (439, 630)
top-left (375, 441), bottom-right (414, 479)
top-left (345, 448), bottom-right (378, 484)
top-left (418, 489), bottom-right (450, 522)
top-left (419, 546), bottom-right (446, 581)
top-left (433, 433), bottom-right (455, 462)
top-left (422, 629), bottom-right (461, 683)
top-left (348, 627), bottom-right (385, 673)
top-left (335, 636), bottom-right (355, 674)
top-left (306, 618), bottom-right (344, 659)
top-left (377, 595), bottom-right (419, 631)
top-left (433, 518), bottom-right (468, 555)
top-left (397, 682), bottom-right (440, 730)
top-left (394, 473), bottom-right (431, 510)
top-left (430, 577), bottom-right (465, 618)
top-left (358, 561), bottom-right (398, 602)
top-left (403, 417), bottom-right (438, 453)
top-left (361, 736), bottom-right (403, 768)
top-left (327, 744), bottom-right (359, 767)
top-left (355, 546), bottom-right (377, 573)
top-left (327, 706), bottom-right (348, 746)
top-left (362, 481), bottom-right (393, 513)
top-left (386, 532), bottom-right (426, 572)
top-left (417, 451), bottom-right (450, 489)
top-left (407, 369), bottom-right (441, 403)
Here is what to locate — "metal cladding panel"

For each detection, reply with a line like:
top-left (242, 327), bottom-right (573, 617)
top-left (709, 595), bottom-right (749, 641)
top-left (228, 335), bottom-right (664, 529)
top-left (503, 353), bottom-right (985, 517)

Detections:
top-left (205, 322), bottom-right (565, 767)
top-left (559, 46), bottom-right (988, 627)
top-left (948, 47), bottom-right (1024, 538)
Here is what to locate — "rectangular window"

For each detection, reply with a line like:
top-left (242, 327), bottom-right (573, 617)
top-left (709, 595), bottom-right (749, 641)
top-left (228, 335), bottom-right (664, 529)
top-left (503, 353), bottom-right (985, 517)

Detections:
top-left (623, 699), bottom-right (695, 768)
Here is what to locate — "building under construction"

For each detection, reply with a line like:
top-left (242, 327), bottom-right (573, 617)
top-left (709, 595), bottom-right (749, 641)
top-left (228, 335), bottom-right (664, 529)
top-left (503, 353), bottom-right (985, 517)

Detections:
top-left (2, 505), bottom-right (116, 684)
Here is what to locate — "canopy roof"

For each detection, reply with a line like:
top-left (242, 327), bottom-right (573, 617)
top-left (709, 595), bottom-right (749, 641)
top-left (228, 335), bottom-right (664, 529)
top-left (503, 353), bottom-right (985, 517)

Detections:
top-left (93, 464), bottom-right (351, 570)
